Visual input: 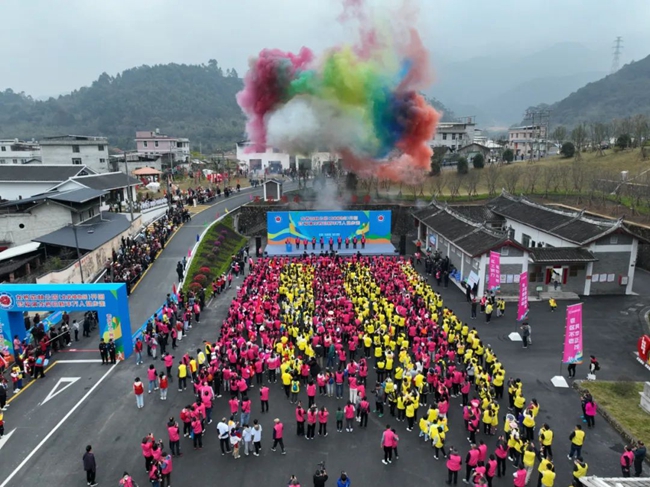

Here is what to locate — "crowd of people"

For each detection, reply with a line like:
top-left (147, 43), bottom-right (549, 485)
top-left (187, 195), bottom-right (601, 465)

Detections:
top-left (116, 253), bottom-right (647, 487)
top-left (104, 205), bottom-right (190, 294)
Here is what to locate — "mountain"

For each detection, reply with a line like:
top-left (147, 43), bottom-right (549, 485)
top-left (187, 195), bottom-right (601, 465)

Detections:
top-left (429, 42), bottom-right (607, 127)
top-left (547, 54), bottom-right (650, 127)
top-left (0, 61), bottom-right (245, 152)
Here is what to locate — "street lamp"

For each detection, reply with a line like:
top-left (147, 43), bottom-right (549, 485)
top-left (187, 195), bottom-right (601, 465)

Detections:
top-left (71, 222), bottom-right (95, 283)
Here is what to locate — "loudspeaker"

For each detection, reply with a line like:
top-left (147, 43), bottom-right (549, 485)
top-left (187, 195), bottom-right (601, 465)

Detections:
top-left (255, 236), bottom-right (262, 253)
top-left (399, 235), bottom-right (406, 255)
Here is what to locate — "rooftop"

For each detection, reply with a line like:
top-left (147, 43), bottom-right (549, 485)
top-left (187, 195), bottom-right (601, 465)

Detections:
top-left (413, 202), bottom-right (517, 257)
top-left (0, 188), bottom-right (105, 213)
top-left (33, 212), bottom-right (131, 251)
top-left (487, 191), bottom-right (629, 245)
top-left (530, 247), bottom-right (597, 263)
top-left (0, 165), bottom-right (94, 183)
top-left (69, 172), bottom-right (141, 191)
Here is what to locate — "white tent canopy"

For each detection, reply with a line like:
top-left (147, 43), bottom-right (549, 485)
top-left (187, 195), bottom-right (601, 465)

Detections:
top-left (0, 242), bottom-right (41, 262)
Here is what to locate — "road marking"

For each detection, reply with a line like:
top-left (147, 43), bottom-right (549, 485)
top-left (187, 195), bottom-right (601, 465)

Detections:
top-left (58, 349), bottom-right (98, 353)
top-left (6, 362), bottom-right (58, 405)
top-left (56, 359), bottom-right (104, 363)
top-left (0, 429), bottom-right (16, 451)
top-left (40, 377), bottom-right (81, 406)
top-left (0, 363), bottom-right (118, 487)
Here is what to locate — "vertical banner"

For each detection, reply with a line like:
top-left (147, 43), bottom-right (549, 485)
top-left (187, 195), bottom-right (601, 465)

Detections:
top-left (563, 303), bottom-right (584, 364)
top-left (488, 251), bottom-right (501, 290)
top-left (517, 271), bottom-right (529, 321)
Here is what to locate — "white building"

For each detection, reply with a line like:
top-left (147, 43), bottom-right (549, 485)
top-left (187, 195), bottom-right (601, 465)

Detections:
top-left (430, 118), bottom-right (476, 151)
top-left (0, 139), bottom-right (41, 165)
top-left (236, 144), bottom-right (338, 176)
top-left (507, 125), bottom-right (549, 159)
top-left (40, 135), bottom-right (110, 173)
top-left (0, 165), bottom-right (95, 201)
top-left (135, 130), bottom-right (190, 166)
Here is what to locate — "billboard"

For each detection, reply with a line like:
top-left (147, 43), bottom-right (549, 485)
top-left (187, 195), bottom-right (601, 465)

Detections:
top-left (267, 211), bottom-right (391, 245)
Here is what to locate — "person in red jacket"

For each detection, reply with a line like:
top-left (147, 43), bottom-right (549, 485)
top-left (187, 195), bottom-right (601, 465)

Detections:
top-left (134, 338), bottom-right (144, 365)
top-left (134, 377), bottom-right (145, 409)
top-left (167, 417), bottom-right (182, 457)
top-left (361, 234), bottom-right (366, 249)
top-left (513, 465), bottom-right (527, 487)
top-left (160, 452), bottom-right (172, 487)
top-left (192, 417), bottom-right (203, 449)
top-left (621, 445), bottom-right (634, 477)
top-left (337, 236), bottom-right (342, 249)
top-left (260, 385), bottom-right (270, 413)
top-left (345, 237), bottom-right (350, 249)
top-left (446, 446), bottom-right (462, 484)
top-left (295, 237), bottom-right (301, 250)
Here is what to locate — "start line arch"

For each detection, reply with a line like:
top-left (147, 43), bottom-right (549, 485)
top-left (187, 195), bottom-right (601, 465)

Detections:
top-left (0, 283), bottom-right (133, 362)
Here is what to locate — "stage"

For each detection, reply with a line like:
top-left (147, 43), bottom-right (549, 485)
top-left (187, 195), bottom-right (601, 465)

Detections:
top-left (265, 242), bottom-right (397, 256)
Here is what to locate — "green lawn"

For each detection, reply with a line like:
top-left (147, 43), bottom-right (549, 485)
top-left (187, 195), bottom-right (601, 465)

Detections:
top-left (583, 381), bottom-right (650, 444)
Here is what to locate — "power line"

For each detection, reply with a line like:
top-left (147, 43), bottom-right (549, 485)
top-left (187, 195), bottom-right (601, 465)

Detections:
top-left (611, 36), bottom-right (623, 74)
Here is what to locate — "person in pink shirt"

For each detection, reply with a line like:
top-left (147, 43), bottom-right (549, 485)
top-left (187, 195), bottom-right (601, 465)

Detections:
top-left (271, 418), bottom-right (286, 454)
top-left (141, 435), bottom-right (154, 472)
top-left (229, 397), bottom-right (239, 416)
top-left (344, 401), bottom-right (356, 432)
top-left (201, 389), bottom-right (213, 424)
top-left (147, 365), bottom-right (159, 394)
top-left (240, 395), bottom-right (251, 425)
top-left (381, 424), bottom-right (395, 464)
top-left (306, 405), bottom-right (317, 440)
top-left (348, 376), bottom-right (358, 404)
top-left (307, 380), bottom-right (317, 408)
top-left (163, 353), bottom-right (175, 382)
top-left (513, 465), bottom-right (527, 487)
top-left (160, 452), bottom-right (172, 487)
top-left (192, 417), bottom-right (203, 449)
top-left (167, 417), bottom-right (182, 457)
top-left (260, 385), bottom-right (270, 413)
top-left (318, 407), bottom-right (329, 437)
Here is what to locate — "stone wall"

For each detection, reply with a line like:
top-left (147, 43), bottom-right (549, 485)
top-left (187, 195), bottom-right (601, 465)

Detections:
top-left (591, 250), bottom-right (631, 294)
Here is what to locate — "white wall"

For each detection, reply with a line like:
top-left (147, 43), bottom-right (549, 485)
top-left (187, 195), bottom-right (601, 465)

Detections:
top-left (41, 143), bottom-right (110, 173)
top-left (0, 203), bottom-right (72, 247)
top-left (236, 145), bottom-right (292, 173)
top-left (507, 220), bottom-right (573, 248)
top-left (0, 182), bottom-right (57, 201)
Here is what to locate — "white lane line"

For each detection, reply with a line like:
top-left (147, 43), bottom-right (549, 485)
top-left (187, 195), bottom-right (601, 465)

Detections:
top-left (0, 363), bottom-right (118, 487)
top-left (56, 359), bottom-right (104, 363)
top-left (0, 429), bottom-right (16, 451)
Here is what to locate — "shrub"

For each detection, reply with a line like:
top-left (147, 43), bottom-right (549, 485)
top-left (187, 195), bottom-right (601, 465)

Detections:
top-left (207, 252), bottom-right (217, 262)
top-left (188, 282), bottom-right (202, 294)
top-left (193, 274), bottom-right (208, 287)
top-left (199, 266), bottom-right (211, 275)
top-left (611, 379), bottom-right (637, 397)
top-left (472, 153), bottom-right (485, 169)
top-left (503, 148), bottom-right (514, 163)
top-left (457, 157), bottom-right (469, 174)
top-left (560, 142), bottom-right (575, 158)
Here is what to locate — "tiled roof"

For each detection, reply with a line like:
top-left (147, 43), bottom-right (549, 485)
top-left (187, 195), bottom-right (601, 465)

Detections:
top-left (449, 205), bottom-right (502, 225)
top-left (414, 202), bottom-right (513, 257)
top-left (530, 247), bottom-right (597, 263)
top-left (487, 191), bottom-right (624, 245)
top-left (0, 165), bottom-right (93, 182)
top-left (71, 172), bottom-right (140, 191)
top-left (33, 212), bottom-right (131, 251)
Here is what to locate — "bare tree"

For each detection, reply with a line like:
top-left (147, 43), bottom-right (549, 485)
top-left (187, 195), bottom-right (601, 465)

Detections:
top-left (501, 167), bottom-right (522, 194)
top-left (523, 165), bottom-right (541, 194)
top-left (570, 160), bottom-right (588, 200)
top-left (632, 114), bottom-right (649, 153)
top-left (447, 174), bottom-right (463, 200)
top-left (484, 164), bottom-right (501, 196)
top-left (542, 166), bottom-right (557, 197)
top-left (463, 170), bottom-right (480, 198)
top-left (551, 126), bottom-right (567, 145)
top-left (590, 122), bottom-right (609, 156)
top-left (431, 173), bottom-right (447, 197)
top-left (571, 123), bottom-right (588, 158)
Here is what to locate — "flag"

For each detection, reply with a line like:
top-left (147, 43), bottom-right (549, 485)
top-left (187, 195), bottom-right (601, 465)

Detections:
top-left (563, 303), bottom-right (584, 363)
top-left (187, 247), bottom-right (192, 257)
top-left (517, 271), bottom-right (529, 321)
top-left (488, 251), bottom-right (501, 290)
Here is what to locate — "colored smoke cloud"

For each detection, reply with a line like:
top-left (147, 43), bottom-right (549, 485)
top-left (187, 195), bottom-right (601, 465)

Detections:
top-left (236, 0), bottom-right (440, 183)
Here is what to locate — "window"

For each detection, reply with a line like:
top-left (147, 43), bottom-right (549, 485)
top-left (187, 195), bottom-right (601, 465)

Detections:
top-left (143, 141), bottom-right (148, 148)
top-left (1, 146), bottom-right (5, 151)
top-left (529, 265), bottom-right (543, 283)
top-left (569, 264), bottom-right (585, 277)
top-left (530, 240), bottom-right (536, 248)
top-left (72, 158), bottom-right (82, 165)
top-left (72, 145), bottom-right (80, 153)
top-left (154, 141), bottom-right (159, 147)
top-left (610, 235), bottom-right (618, 244)
top-left (12, 159), bottom-right (17, 164)
top-left (521, 234), bottom-right (531, 247)
top-left (442, 134), bottom-right (447, 140)
top-left (88, 208), bottom-right (95, 218)
top-left (98, 144), bottom-right (105, 151)
top-left (100, 158), bottom-right (106, 164)
top-left (452, 133), bottom-right (457, 140)
top-left (500, 246), bottom-right (509, 256)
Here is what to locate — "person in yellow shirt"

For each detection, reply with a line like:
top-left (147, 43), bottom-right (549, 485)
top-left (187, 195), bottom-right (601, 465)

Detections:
top-left (538, 457), bottom-right (555, 487)
top-left (522, 410), bottom-right (536, 441)
top-left (539, 423), bottom-right (553, 459)
top-left (522, 442), bottom-right (536, 484)
top-left (177, 361), bottom-right (187, 391)
top-left (513, 392), bottom-right (526, 416)
top-left (281, 370), bottom-right (292, 398)
top-left (405, 398), bottom-right (416, 431)
top-left (432, 425), bottom-right (446, 459)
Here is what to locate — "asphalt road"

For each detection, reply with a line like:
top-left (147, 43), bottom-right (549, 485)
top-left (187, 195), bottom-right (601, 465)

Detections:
top-left (1, 197), bottom-right (649, 487)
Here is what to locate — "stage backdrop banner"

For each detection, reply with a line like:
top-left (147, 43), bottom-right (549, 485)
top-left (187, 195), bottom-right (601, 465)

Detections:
top-left (563, 303), bottom-right (584, 364)
top-left (517, 271), bottom-right (529, 321)
top-left (488, 251), bottom-right (501, 290)
top-left (267, 211), bottom-right (391, 245)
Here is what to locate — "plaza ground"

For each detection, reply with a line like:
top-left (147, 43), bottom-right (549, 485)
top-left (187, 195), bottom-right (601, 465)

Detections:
top-left (1, 200), bottom-right (649, 487)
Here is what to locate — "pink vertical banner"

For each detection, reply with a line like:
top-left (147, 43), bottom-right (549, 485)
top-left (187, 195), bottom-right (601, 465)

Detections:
top-left (517, 271), bottom-right (529, 321)
top-left (563, 303), bottom-right (584, 363)
top-left (488, 251), bottom-right (501, 290)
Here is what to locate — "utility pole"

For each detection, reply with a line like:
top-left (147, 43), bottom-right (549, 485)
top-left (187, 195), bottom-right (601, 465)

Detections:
top-left (524, 108), bottom-right (551, 160)
top-left (72, 223), bottom-right (85, 283)
top-left (611, 36), bottom-right (623, 74)
top-left (124, 152), bottom-right (134, 223)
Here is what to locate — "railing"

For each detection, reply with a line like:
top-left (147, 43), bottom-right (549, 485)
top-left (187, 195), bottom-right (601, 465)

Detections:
top-left (140, 198), bottom-right (168, 211)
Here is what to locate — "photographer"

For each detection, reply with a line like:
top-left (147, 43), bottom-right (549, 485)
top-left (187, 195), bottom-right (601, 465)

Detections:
top-left (313, 465), bottom-right (328, 487)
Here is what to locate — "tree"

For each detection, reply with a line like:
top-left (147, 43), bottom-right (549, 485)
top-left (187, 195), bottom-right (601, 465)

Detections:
top-left (523, 165), bottom-right (541, 194)
top-left (617, 134), bottom-right (632, 149)
top-left (457, 157), bottom-right (469, 175)
top-left (447, 174), bottom-right (463, 200)
top-left (462, 170), bottom-right (480, 198)
top-left (471, 153), bottom-right (485, 169)
top-left (501, 167), bottom-right (522, 194)
top-left (484, 164), bottom-right (501, 196)
top-left (541, 166), bottom-right (558, 197)
top-left (571, 124), bottom-right (588, 158)
top-left (551, 126), bottom-right (567, 144)
top-left (560, 142), bottom-right (575, 158)
top-left (502, 148), bottom-right (514, 163)
top-left (589, 122), bottom-right (609, 155)
top-left (632, 114), bottom-right (649, 149)
top-left (430, 147), bottom-right (446, 176)
top-left (431, 173), bottom-right (447, 197)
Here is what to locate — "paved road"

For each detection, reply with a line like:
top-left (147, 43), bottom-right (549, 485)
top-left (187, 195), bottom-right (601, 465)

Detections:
top-left (1, 199), bottom-right (649, 487)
